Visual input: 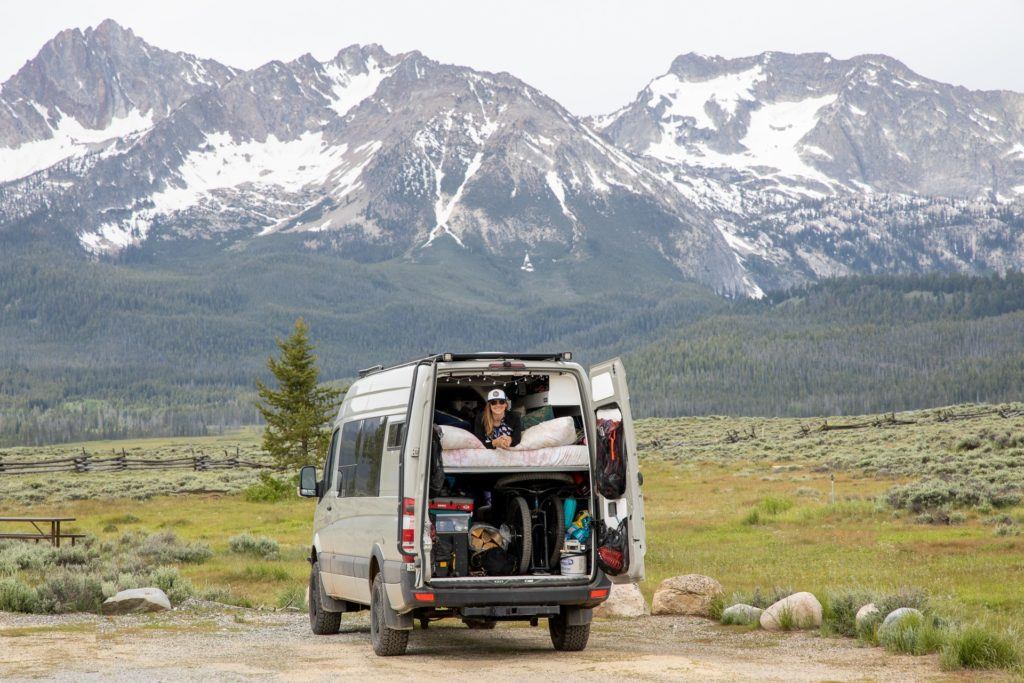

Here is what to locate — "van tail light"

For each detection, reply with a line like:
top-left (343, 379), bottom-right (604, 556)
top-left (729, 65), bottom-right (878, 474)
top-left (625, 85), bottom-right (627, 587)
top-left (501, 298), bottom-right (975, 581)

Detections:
top-left (401, 497), bottom-right (416, 559)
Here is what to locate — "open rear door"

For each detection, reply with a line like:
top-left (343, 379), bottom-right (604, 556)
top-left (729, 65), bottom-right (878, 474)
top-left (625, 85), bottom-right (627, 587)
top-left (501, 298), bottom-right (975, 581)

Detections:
top-left (589, 357), bottom-right (646, 583)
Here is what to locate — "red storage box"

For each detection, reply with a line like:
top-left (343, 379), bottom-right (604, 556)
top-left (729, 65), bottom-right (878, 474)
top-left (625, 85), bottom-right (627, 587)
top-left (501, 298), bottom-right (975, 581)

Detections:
top-left (428, 497), bottom-right (474, 512)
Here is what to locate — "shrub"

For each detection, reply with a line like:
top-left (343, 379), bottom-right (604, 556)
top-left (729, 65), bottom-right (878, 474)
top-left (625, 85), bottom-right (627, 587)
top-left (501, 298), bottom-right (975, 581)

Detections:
top-left (758, 496), bottom-right (794, 515)
top-left (0, 542), bottom-right (56, 570)
top-left (0, 557), bottom-right (17, 577)
top-left (821, 590), bottom-right (874, 637)
top-left (54, 545), bottom-right (97, 567)
top-left (228, 533), bottom-right (280, 559)
top-left (940, 625), bottom-right (1020, 671)
top-left (878, 612), bottom-right (946, 655)
top-left (36, 569), bottom-right (105, 613)
top-left (955, 437), bottom-right (981, 452)
top-left (0, 577), bottom-right (40, 613)
top-left (741, 509), bottom-right (762, 525)
top-left (149, 566), bottom-right (195, 605)
top-left (777, 606), bottom-right (797, 631)
top-left (707, 594), bottom-right (725, 621)
top-left (885, 478), bottom-right (1020, 513)
top-left (728, 586), bottom-right (794, 610)
top-left (137, 532), bottom-right (212, 564)
top-left (243, 472), bottom-right (292, 503)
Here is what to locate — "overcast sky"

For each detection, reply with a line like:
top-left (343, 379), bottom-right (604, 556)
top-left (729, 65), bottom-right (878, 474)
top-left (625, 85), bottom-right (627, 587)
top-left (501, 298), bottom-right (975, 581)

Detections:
top-left (3, 0), bottom-right (1023, 115)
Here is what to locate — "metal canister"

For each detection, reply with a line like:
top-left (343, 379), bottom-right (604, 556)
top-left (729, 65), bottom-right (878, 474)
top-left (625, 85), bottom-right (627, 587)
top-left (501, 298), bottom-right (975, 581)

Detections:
top-left (559, 539), bottom-right (587, 576)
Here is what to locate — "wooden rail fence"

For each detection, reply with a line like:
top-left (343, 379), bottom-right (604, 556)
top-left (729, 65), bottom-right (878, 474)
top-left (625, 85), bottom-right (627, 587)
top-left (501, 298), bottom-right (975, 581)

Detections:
top-left (0, 449), bottom-right (275, 475)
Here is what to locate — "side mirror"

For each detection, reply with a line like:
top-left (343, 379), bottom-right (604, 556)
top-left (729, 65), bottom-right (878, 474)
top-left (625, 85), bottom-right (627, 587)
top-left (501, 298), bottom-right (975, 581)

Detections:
top-left (298, 466), bottom-right (319, 498)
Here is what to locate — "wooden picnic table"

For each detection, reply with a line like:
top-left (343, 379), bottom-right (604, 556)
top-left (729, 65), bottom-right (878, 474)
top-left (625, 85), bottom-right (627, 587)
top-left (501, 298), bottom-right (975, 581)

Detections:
top-left (0, 516), bottom-right (82, 547)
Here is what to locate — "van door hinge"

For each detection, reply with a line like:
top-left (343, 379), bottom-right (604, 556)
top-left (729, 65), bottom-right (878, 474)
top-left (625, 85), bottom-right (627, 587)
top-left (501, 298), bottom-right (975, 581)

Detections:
top-left (411, 447), bottom-right (420, 458)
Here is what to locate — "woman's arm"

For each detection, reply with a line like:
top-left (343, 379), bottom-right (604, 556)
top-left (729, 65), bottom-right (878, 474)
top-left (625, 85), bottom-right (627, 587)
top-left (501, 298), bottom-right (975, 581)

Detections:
top-left (508, 413), bottom-right (522, 448)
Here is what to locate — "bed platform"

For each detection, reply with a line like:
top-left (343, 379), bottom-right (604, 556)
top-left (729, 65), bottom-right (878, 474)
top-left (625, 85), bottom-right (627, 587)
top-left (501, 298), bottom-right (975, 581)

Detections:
top-left (441, 445), bottom-right (589, 473)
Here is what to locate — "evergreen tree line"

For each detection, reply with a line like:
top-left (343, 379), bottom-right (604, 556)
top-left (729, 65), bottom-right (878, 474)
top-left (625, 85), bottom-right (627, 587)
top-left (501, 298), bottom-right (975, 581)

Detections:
top-left (2, 237), bottom-right (1023, 445)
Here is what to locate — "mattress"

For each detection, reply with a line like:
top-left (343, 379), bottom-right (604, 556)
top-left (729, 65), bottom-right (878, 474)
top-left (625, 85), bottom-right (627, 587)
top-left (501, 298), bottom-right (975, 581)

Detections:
top-left (441, 444), bottom-right (589, 470)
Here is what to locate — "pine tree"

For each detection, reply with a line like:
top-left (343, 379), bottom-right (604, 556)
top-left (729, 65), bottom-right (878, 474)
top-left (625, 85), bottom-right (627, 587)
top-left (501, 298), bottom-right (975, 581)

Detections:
top-left (255, 318), bottom-right (342, 468)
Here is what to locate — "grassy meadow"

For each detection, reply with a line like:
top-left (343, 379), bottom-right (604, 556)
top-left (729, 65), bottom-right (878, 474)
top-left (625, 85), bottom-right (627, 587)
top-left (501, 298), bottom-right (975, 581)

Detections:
top-left (2, 404), bottom-right (1023, 668)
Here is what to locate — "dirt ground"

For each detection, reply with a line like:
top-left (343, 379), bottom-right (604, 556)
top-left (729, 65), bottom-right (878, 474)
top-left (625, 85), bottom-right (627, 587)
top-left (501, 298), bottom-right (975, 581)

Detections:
top-left (1, 604), bottom-right (990, 682)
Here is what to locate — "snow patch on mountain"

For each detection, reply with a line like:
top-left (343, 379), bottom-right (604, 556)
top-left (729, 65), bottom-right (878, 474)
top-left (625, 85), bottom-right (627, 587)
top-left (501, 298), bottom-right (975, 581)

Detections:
top-left (545, 170), bottom-right (576, 222)
top-left (647, 93), bottom-right (839, 193)
top-left (647, 65), bottom-right (765, 130)
top-left (151, 131), bottom-right (347, 214)
top-left (0, 107), bottom-right (153, 182)
top-left (324, 57), bottom-right (395, 117)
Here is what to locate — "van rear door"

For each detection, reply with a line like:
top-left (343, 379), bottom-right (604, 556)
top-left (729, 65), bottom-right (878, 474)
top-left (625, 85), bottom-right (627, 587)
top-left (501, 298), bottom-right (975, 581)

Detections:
top-left (589, 357), bottom-right (646, 583)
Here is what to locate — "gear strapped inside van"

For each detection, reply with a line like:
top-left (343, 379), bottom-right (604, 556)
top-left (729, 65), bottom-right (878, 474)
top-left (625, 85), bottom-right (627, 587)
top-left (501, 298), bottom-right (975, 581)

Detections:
top-left (298, 353), bottom-right (646, 656)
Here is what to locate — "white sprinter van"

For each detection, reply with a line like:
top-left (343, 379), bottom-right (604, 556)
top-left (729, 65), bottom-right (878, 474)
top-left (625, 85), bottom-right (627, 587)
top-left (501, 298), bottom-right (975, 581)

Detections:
top-left (298, 352), bottom-right (646, 656)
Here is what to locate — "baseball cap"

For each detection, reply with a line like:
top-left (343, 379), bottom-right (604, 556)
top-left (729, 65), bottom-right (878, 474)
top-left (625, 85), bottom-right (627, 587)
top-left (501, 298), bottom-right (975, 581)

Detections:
top-left (486, 389), bottom-right (508, 403)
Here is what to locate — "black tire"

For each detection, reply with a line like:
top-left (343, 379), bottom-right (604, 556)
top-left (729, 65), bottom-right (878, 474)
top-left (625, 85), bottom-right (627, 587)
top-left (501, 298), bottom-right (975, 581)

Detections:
top-left (462, 619), bottom-right (497, 630)
top-left (507, 495), bottom-right (532, 574)
top-left (370, 573), bottom-right (409, 656)
top-left (308, 561), bottom-right (341, 635)
top-left (495, 472), bottom-right (575, 489)
top-left (548, 613), bottom-right (591, 651)
top-left (540, 494), bottom-right (565, 570)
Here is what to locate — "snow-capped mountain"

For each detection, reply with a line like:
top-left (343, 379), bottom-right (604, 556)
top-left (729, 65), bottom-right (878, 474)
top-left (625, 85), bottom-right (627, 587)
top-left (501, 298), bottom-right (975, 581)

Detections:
top-left (594, 52), bottom-right (1024, 290)
top-left (596, 51), bottom-right (1024, 200)
top-left (1, 24), bottom-right (1023, 299)
top-left (0, 20), bottom-right (236, 183)
top-left (0, 22), bottom-right (752, 294)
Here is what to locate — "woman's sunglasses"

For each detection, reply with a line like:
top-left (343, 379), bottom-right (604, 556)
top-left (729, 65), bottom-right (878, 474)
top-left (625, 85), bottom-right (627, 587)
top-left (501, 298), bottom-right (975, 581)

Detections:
top-left (488, 399), bottom-right (507, 405)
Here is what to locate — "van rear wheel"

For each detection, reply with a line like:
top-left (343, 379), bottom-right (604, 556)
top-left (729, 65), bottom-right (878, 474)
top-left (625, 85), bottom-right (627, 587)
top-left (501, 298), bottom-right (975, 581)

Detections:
top-left (548, 613), bottom-right (591, 651)
top-left (370, 573), bottom-right (409, 656)
top-left (506, 496), bottom-right (532, 574)
top-left (308, 561), bottom-right (341, 635)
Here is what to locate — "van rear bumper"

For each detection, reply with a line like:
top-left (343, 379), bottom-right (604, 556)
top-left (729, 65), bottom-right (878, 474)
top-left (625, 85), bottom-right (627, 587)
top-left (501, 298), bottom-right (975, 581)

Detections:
top-left (397, 570), bottom-right (611, 613)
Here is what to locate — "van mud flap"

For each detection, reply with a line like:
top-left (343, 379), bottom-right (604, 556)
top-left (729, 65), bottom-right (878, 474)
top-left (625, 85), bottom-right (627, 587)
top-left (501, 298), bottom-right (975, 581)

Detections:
top-left (461, 605), bottom-right (561, 619)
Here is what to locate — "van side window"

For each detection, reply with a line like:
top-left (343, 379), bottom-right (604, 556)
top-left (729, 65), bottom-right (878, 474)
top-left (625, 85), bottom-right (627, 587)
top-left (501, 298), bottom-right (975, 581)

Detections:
top-left (354, 417), bottom-right (386, 497)
top-left (323, 428), bottom-right (339, 492)
top-left (386, 421), bottom-right (405, 450)
top-left (336, 420), bottom-right (361, 496)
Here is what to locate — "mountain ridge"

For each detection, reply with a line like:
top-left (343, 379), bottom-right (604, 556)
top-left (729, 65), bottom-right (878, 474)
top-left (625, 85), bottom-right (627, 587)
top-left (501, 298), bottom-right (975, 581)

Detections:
top-left (1, 21), bottom-right (1023, 300)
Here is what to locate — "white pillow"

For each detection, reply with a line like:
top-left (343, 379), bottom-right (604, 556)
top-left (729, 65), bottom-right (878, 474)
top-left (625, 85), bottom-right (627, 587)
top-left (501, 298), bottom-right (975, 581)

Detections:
top-left (513, 416), bottom-right (577, 450)
top-left (439, 425), bottom-right (485, 450)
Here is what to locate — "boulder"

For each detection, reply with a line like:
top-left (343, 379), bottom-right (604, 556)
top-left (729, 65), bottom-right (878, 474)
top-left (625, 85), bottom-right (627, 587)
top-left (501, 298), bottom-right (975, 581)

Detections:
top-left (651, 574), bottom-right (723, 617)
top-left (882, 607), bottom-right (923, 628)
top-left (101, 587), bottom-right (171, 615)
top-left (594, 582), bottom-right (649, 618)
top-left (721, 603), bottom-right (763, 625)
top-left (759, 592), bottom-right (822, 630)
top-left (855, 603), bottom-right (879, 627)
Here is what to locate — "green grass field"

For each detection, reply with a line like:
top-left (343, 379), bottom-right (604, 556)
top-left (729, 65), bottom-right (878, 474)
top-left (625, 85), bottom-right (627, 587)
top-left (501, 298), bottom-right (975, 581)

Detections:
top-left (2, 405), bottom-right (1022, 656)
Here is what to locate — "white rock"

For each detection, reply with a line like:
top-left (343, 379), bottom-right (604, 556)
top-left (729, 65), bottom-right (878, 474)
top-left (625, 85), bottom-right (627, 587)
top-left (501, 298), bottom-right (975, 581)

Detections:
top-left (855, 602), bottom-right (879, 627)
top-left (722, 603), bottom-right (763, 625)
top-left (882, 607), bottom-right (923, 628)
top-left (594, 582), bottom-right (649, 618)
top-left (651, 574), bottom-right (723, 617)
top-left (759, 592), bottom-right (822, 630)
top-left (101, 587), bottom-right (171, 615)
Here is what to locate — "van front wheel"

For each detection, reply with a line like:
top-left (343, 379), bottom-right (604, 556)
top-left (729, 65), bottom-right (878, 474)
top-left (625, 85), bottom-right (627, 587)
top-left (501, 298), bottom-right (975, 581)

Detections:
top-left (308, 561), bottom-right (341, 635)
top-left (548, 613), bottom-right (590, 651)
top-left (370, 573), bottom-right (409, 656)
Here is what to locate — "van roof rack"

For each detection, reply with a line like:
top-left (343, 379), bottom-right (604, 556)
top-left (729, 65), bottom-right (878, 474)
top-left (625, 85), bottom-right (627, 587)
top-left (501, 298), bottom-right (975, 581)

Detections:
top-left (356, 352), bottom-right (573, 378)
top-left (440, 352), bottom-right (572, 362)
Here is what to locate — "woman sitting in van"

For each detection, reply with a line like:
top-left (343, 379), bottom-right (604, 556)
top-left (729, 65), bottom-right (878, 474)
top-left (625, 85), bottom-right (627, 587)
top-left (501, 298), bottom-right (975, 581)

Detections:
top-left (474, 389), bottom-right (522, 449)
